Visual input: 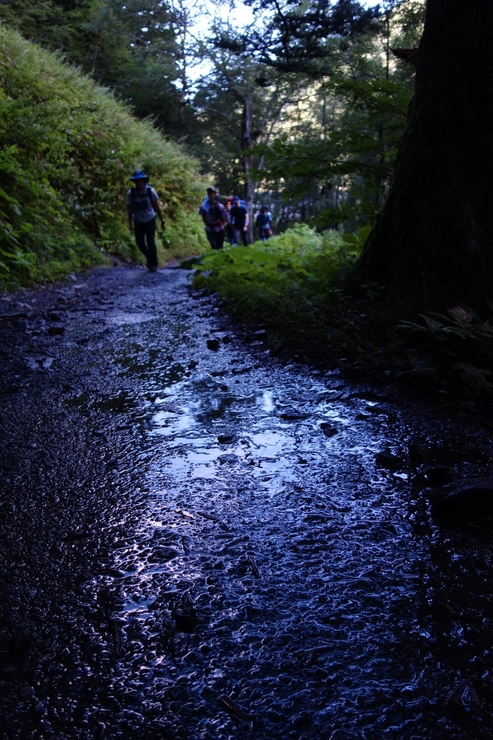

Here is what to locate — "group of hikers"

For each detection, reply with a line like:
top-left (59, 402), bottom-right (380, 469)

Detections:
top-left (198, 185), bottom-right (273, 250)
top-left (127, 171), bottom-right (273, 270)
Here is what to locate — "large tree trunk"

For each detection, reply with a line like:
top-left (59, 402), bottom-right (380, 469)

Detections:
top-left (358, 0), bottom-right (493, 313)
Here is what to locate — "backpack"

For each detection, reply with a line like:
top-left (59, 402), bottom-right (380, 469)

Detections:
top-left (257, 211), bottom-right (271, 228)
top-left (131, 186), bottom-right (155, 210)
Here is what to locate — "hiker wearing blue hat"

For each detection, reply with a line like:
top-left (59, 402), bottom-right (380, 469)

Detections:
top-left (126, 170), bottom-right (165, 272)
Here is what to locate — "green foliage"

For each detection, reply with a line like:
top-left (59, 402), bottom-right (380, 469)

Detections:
top-left (0, 26), bottom-right (207, 289)
top-left (399, 307), bottom-right (493, 401)
top-left (246, 1), bottom-right (424, 231)
top-left (192, 224), bottom-right (360, 344)
top-left (80, 0), bottom-right (182, 133)
top-left (0, 0), bottom-right (92, 51)
top-left (341, 224), bottom-right (371, 250)
top-left (253, 67), bottom-right (413, 229)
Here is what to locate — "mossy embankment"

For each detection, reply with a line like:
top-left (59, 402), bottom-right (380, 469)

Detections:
top-left (0, 26), bottom-right (207, 289)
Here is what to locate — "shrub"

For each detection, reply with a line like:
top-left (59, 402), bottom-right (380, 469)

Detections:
top-left (192, 224), bottom-right (361, 347)
top-left (398, 307), bottom-right (493, 401)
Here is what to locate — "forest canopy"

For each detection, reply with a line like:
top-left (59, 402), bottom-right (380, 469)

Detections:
top-left (187, 0), bottom-right (424, 233)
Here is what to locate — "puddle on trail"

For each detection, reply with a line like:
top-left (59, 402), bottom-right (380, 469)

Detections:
top-left (16, 271), bottom-right (491, 740)
top-left (78, 298), bottom-right (492, 740)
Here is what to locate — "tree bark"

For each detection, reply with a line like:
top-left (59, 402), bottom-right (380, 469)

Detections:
top-left (358, 0), bottom-right (493, 313)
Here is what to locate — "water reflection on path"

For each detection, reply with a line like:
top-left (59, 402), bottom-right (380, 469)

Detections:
top-left (45, 268), bottom-right (492, 740)
top-left (91, 272), bottom-right (438, 740)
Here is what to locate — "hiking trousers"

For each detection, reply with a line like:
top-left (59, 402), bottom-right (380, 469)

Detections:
top-left (206, 229), bottom-right (225, 250)
top-left (233, 229), bottom-right (248, 247)
top-left (134, 217), bottom-right (157, 269)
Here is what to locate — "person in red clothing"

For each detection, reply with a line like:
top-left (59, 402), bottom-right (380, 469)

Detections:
top-left (199, 186), bottom-right (228, 250)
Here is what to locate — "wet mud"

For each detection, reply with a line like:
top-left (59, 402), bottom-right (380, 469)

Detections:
top-left (1, 266), bottom-right (493, 739)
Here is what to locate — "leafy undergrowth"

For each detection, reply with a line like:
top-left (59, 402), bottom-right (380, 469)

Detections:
top-left (397, 307), bottom-right (493, 408)
top-left (0, 26), bottom-right (207, 290)
top-left (191, 225), bottom-right (493, 409)
top-left (191, 224), bottom-right (388, 366)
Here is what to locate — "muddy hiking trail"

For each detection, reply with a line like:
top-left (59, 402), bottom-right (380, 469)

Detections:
top-left (1, 265), bottom-right (493, 740)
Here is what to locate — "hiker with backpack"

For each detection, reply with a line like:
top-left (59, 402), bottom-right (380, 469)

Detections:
top-left (230, 196), bottom-right (249, 246)
top-left (256, 205), bottom-right (273, 242)
top-left (199, 186), bottom-right (228, 250)
top-left (127, 170), bottom-right (165, 272)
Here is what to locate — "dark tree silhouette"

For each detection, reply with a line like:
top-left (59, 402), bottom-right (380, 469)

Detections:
top-left (359, 0), bottom-right (493, 313)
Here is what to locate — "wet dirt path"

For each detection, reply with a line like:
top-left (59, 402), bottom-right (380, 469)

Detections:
top-left (0, 266), bottom-right (493, 739)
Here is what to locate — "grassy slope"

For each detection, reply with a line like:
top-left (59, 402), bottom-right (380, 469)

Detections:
top-left (0, 26), bottom-right (207, 288)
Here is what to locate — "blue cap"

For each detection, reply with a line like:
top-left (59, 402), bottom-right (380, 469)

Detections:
top-left (130, 169), bottom-right (149, 182)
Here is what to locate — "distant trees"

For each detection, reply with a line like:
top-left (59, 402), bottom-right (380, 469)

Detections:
top-left (0, 0), bottom-right (184, 135)
top-left (205, 0), bottom-right (423, 231)
top-left (216, 0), bottom-right (381, 75)
top-left (188, 37), bottom-right (305, 236)
top-left (0, 0), bottom-right (93, 53)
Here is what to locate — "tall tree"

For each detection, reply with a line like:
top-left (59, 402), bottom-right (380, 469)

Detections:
top-left (202, 3), bottom-right (370, 231)
top-left (359, 0), bottom-right (493, 312)
top-left (190, 38), bottom-right (301, 236)
top-left (212, 0), bottom-right (424, 232)
top-left (84, 0), bottom-right (181, 131)
top-left (0, 0), bottom-right (93, 52)
top-left (218, 0), bottom-right (381, 75)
